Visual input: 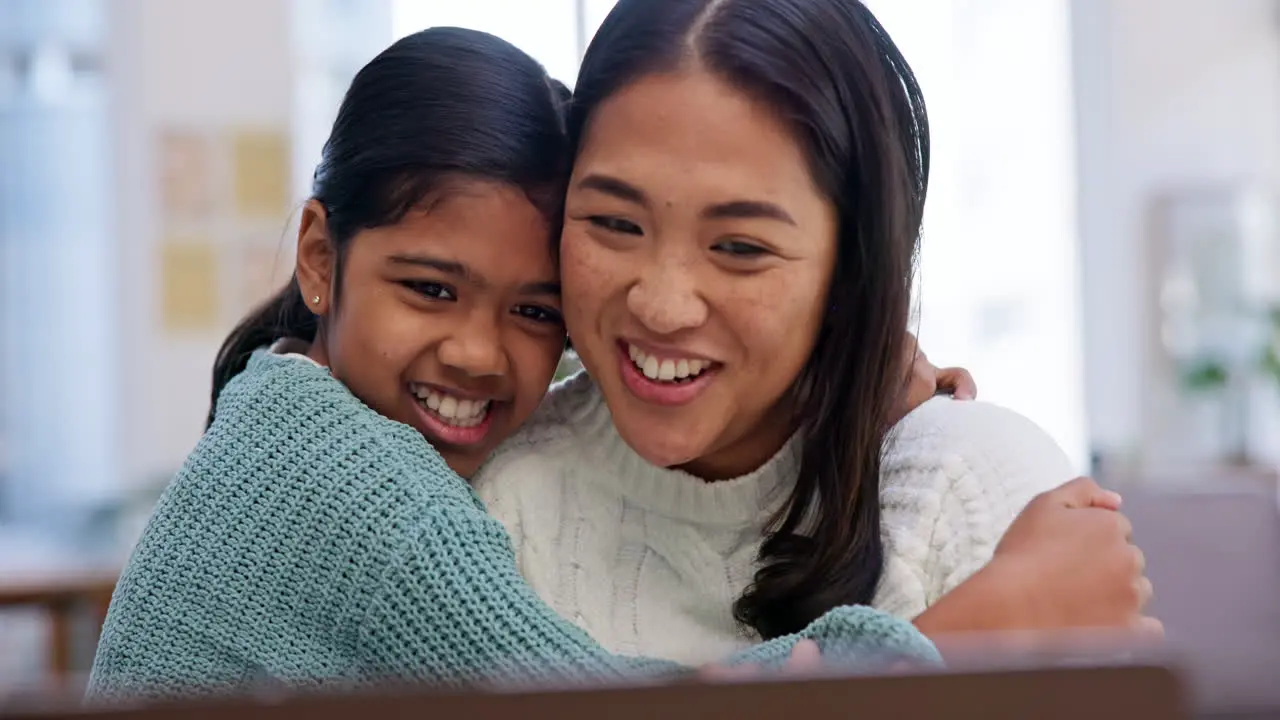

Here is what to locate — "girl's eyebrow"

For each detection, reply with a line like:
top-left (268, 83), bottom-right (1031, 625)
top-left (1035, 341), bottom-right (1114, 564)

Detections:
top-left (388, 253), bottom-right (468, 278)
top-left (388, 253), bottom-right (559, 296)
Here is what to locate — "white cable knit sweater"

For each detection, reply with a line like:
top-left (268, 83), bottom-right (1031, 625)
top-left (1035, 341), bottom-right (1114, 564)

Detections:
top-left (472, 372), bottom-right (1075, 666)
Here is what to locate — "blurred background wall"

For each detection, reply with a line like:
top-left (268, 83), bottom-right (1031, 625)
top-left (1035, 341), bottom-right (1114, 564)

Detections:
top-left (2, 0), bottom-right (1279, 687)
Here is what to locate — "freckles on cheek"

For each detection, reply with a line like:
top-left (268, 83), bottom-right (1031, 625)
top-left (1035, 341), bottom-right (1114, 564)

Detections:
top-left (561, 239), bottom-right (614, 321)
top-left (731, 278), bottom-right (816, 349)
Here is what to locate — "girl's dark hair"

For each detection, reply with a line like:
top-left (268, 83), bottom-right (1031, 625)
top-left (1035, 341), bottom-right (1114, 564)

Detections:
top-left (572, 0), bottom-right (928, 639)
top-left (208, 28), bottom-right (572, 427)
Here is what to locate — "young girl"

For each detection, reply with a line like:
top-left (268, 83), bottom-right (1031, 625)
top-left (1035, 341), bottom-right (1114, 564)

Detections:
top-left (85, 28), bottom-right (937, 701)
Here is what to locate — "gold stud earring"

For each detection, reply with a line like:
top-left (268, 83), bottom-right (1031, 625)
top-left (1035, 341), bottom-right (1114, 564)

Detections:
top-left (312, 296), bottom-right (321, 305)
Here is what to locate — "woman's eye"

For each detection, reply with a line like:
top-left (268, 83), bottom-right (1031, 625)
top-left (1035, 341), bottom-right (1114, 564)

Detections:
top-left (512, 304), bottom-right (564, 326)
top-left (402, 281), bottom-right (455, 300)
top-left (587, 215), bottom-right (643, 235)
top-left (712, 239), bottom-right (769, 258)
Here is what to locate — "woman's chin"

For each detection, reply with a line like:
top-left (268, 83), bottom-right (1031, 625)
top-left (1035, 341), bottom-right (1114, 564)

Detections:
top-left (617, 426), bottom-right (707, 471)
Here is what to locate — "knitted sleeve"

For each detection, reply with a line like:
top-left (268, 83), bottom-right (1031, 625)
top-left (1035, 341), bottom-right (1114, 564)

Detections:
top-left (874, 397), bottom-right (1075, 619)
top-left (356, 496), bottom-right (940, 688)
top-left (921, 401), bottom-right (1074, 602)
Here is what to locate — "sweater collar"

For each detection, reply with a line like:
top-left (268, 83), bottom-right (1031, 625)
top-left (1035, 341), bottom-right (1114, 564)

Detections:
top-left (561, 374), bottom-right (800, 527)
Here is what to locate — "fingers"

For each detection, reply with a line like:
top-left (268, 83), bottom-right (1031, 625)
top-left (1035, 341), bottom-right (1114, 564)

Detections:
top-left (1134, 574), bottom-right (1154, 608)
top-left (899, 333), bottom-right (922, 379)
top-left (1133, 615), bottom-right (1164, 639)
top-left (900, 330), bottom-right (975, 401)
top-left (1130, 544), bottom-right (1146, 575)
top-left (936, 367), bottom-right (977, 400)
top-left (783, 639), bottom-right (822, 675)
top-left (1113, 510), bottom-right (1134, 541)
top-left (1051, 476), bottom-right (1123, 511)
top-left (699, 640), bottom-right (823, 683)
top-left (697, 663), bottom-right (761, 683)
top-left (1073, 505), bottom-right (1134, 550)
top-left (893, 345), bottom-right (938, 425)
top-left (902, 331), bottom-right (920, 357)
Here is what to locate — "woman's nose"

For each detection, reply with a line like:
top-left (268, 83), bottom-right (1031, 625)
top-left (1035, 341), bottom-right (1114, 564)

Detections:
top-left (626, 262), bottom-right (708, 335)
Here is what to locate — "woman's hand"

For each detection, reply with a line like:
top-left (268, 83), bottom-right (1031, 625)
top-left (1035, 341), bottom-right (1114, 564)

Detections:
top-left (914, 477), bottom-right (1161, 638)
top-left (893, 332), bottom-right (976, 426)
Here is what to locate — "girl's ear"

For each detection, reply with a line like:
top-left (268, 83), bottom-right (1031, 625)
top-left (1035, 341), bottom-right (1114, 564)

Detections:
top-left (296, 199), bottom-right (336, 315)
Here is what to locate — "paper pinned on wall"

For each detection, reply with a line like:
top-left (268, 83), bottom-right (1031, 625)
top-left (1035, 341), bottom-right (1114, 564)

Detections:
top-left (159, 238), bottom-right (220, 333)
top-left (231, 129), bottom-right (291, 219)
top-left (158, 129), bottom-right (216, 220)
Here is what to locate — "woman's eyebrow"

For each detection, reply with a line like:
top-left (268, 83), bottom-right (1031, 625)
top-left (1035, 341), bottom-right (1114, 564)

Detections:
top-left (577, 173), bottom-right (795, 226)
top-left (702, 200), bottom-right (796, 226)
top-left (575, 173), bottom-right (648, 206)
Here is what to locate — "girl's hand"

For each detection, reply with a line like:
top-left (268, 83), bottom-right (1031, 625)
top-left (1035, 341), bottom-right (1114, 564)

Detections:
top-left (916, 477), bottom-right (1162, 638)
top-left (893, 332), bottom-right (977, 426)
top-left (697, 639), bottom-right (823, 682)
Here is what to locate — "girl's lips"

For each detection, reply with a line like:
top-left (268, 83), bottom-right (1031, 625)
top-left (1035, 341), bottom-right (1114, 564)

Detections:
top-left (408, 388), bottom-right (496, 448)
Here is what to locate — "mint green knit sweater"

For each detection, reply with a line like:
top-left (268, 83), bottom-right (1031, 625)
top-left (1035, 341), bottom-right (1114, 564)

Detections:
top-left (87, 351), bottom-right (938, 700)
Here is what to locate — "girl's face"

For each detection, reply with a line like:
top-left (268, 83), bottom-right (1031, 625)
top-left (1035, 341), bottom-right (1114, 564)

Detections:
top-left (561, 68), bottom-right (838, 480)
top-left (296, 180), bottom-right (566, 478)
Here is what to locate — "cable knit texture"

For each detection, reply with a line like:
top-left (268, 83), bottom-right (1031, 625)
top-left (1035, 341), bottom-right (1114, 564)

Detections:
top-left (472, 372), bottom-right (1075, 666)
top-left (86, 352), bottom-right (938, 702)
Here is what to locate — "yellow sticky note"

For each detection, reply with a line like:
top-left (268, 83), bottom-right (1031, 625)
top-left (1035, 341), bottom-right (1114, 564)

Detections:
top-left (231, 129), bottom-right (290, 219)
top-left (159, 240), bottom-right (220, 332)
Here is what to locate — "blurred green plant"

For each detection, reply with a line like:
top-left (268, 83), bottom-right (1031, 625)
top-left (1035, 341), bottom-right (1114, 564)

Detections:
top-left (1180, 356), bottom-right (1230, 393)
top-left (1262, 307), bottom-right (1280, 389)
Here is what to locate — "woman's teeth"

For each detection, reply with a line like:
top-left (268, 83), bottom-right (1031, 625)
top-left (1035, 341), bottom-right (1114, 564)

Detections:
top-left (410, 384), bottom-right (490, 427)
top-left (627, 344), bottom-right (710, 383)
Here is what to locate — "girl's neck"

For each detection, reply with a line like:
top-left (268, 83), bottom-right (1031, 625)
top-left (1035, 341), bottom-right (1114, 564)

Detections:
top-left (306, 332), bottom-right (331, 368)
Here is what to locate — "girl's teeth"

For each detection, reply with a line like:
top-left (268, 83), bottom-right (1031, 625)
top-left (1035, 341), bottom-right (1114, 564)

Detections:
top-left (411, 385), bottom-right (490, 426)
top-left (628, 344), bottom-right (711, 384)
top-left (439, 396), bottom-right (458, 419)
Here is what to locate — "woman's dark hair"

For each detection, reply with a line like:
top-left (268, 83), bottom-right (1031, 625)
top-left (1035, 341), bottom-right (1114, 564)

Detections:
top-left (572, 0), bottom-right (929, 639)
top-left (208, 27), bottom-right (573, 427)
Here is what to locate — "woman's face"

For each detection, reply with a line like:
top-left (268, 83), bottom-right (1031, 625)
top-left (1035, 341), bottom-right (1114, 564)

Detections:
top-left (297, 181), bottom-right (567, 478)
top-left (561, 68), bottom-right (838, 479)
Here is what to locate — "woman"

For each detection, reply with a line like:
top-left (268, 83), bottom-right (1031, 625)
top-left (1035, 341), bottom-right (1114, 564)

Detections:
top-left (473, 0), bottom-right (1154, 665)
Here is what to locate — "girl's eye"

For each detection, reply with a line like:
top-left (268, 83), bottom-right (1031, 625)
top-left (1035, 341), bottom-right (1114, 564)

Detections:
top-left (512, 304), bottom-right (564, 326)
top-left (402, 281), bottom-right (456, 300)
top-left (587, 216), bottom-right (643, 235)
top-left (712, 239), bottom-right (770, 258)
